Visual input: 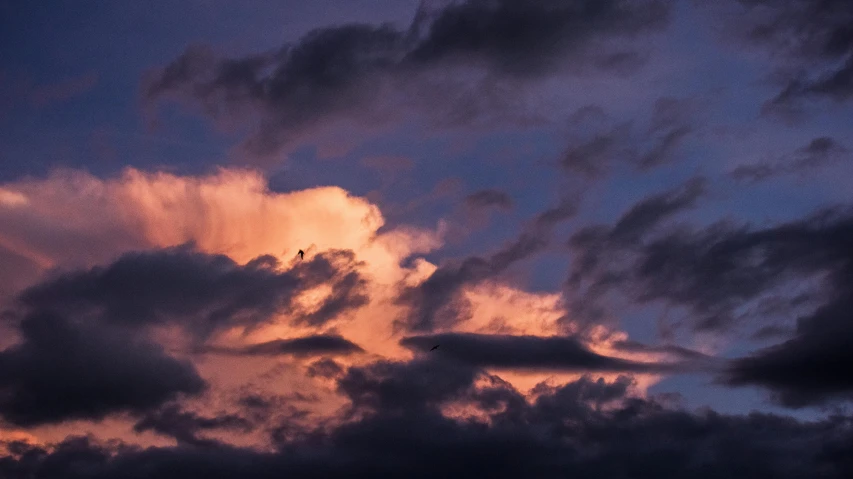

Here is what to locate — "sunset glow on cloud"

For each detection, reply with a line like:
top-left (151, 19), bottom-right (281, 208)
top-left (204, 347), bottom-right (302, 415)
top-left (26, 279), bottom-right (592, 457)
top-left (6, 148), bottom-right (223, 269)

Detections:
top-left (1, 166), bottom-right (660, 449)
top-left (3, 1), bottom-right (853, 477)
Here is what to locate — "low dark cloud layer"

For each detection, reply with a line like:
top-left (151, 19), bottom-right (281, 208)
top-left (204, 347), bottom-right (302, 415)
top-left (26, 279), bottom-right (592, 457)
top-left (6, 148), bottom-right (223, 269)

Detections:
top-left (338, 357), bottom-right (482, 415)
top-left (143, 0), bottom-right (675, 159)
top-left (2, 371), bottom-right (853, 478)
top-left (18, 245), bottom-right (368, 336)
top-left (400, 332), bottom-right (679, 372)
top-left (0, 312), bottom-right (205, 427)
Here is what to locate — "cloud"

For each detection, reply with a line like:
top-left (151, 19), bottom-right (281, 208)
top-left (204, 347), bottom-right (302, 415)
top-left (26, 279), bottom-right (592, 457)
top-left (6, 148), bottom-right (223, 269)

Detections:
top-left (0, 168), bottom-right (455, 411)
top-left (721, 0), bottom-right (853, 113)
top-left (0, 166), bottom-right (646, 405)
top-left (560, 122), bottom-right (632, 176)
top-left (577, 176), bottom-right (707, 248)
top-left (0, 167), bottom-right (442, 302)
top-left (338, 357), bottom-right (481, 414)
top-left (2, 374), bottom-right (853, 478)
top-left (730, 136), bottom-right (848, 183)
top-left (400, 332), bottom-right (679, 372)
top-left (207, 334), bottom-right (364, 357)
top-left (396, 231), bottom-right (550, 331)
top-left (610, 339), bottom-right (719, 363)
top-left (132, 405), bottom-right (253, 447)
top-left (0, 312), bottom-right (205, 427)
top-left (407, 0), bottom-right (672, 74)
top-left (580, 205), bottom-right (849, 332)
top-left (559, 97), bottom-right (698, 177)
top-left (0, 167), bottom-right (435, 264)
top-left (305, 358), bottom-right (346, 379)
top-left (17, 245), bottom-right (368, 337)
top-left (142, 0), bottom-right (675, 160)
top-left (566, 180), bottom-right (853, 406)
top-left (567, 177), bottom-right (707, 322)
top-left (724, 266), bottom-right (853, 407)
top-left (464, 189), bottom-right (513, 210)
top-left (395, 191), bottom-right (580, 333)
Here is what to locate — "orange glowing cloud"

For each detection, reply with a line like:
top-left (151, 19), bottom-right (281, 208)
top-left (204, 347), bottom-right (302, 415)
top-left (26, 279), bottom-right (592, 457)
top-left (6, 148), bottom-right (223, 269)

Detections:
top-left (0, 166), bottom-right (675, 449)
top-left (0, 166), bottom-right (654, 371)
top-left (0, 167), bottom-right (440, 294)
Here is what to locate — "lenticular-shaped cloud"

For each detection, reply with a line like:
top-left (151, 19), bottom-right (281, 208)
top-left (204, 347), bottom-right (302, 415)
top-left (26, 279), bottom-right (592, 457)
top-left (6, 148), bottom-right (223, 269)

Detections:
top-left (399, 332), bottom-right (677, 372)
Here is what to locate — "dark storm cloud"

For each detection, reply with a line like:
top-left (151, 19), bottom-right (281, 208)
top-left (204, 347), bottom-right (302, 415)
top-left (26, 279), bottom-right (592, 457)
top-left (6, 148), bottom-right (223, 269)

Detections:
top-left (725, 0), bottom-right (853, 113)
top-left (0, 312), bottom-right (205, 427)
top-left (464, 189), bottom-right (513, 210)
top-left (133, 405), bottom-right (253, 448)
top-left (3, 373), bottom-right (853, 478)
top-left (206, 334), bottom-right (364, 357)
top-left (143, 0), bottom-right (675, 158)
top-left (724, 267), bottom-right (853, 407)
top-left (18, 244), bottom-right (368, 335)
top-left (400, 332), bottom-right (681, 372)
top-left (730, 136), bottom-right (848, 182)
top-left (567, 181), bottom-right (853, 405)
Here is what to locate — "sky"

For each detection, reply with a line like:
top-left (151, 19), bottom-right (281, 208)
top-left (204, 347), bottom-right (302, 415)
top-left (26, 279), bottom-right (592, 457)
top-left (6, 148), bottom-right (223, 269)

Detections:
top-left (1, 0), bottom-right (853, 477)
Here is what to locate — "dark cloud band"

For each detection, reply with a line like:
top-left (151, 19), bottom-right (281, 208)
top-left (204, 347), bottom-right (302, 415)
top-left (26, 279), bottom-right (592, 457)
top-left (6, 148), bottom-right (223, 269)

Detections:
top-left (400, 332), bottom-right (682, 372)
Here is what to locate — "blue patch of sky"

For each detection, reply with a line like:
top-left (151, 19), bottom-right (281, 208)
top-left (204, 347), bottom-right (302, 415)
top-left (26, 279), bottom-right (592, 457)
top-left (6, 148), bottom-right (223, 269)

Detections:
top-left (650, 373), bottom-right (827, 421)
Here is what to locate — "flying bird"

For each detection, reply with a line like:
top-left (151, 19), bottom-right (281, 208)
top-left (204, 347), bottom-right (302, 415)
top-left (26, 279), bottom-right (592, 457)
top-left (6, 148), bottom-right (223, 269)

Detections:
top-left (297, 249), bottom-right (304, 260)
top-left (429, 344), bottom-right (439, 351)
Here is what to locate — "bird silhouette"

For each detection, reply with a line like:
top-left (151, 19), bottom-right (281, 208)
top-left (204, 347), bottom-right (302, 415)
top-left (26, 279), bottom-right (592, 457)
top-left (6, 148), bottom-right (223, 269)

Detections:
top-left (297, 249), bottom-right (304, 260)
top-left (429, 344), bottom-right (439, 351)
